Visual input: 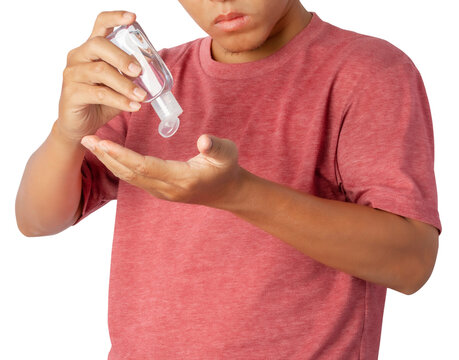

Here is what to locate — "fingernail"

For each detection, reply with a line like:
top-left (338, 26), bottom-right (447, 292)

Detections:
top-left (123, 12), bottom-right (135, 20)
top-left (81, 138), bottom-right (95, 151)
top-left (133, 87), bottom-right (147, 100)
top-left (130, 101), bottom-right (141, 110)
top-left (129, 62), bottom-right (142, 76)
top-left (205, 136), bottom-right (213, 150)
top-left (98, 142), bottom-right (109, 153)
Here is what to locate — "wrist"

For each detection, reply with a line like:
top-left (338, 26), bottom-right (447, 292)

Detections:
top-left (52, 120), bottom-right (84, 146)
top-left (50, 120), bottom-right (87, 155)
top-left (215, 167), bottom-right (256, 213)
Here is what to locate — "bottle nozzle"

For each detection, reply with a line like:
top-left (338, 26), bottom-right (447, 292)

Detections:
top-left (151, 91), bottom-right (183, 138)
top-left (158, 117), bottom-right (180, 138)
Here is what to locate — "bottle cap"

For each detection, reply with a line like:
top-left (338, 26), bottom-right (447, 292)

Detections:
top-left (151, 91), bottom-right (183, 138)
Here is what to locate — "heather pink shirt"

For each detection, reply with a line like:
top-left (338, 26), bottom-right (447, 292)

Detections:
top-left (76, 12), bottom-right (441, 359)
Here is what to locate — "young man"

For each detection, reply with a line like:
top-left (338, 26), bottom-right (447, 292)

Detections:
top-left (16, 1), bottom-right (441, 358)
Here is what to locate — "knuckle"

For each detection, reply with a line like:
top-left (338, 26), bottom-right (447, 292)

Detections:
top-left (165, 189), bottom-right (182, 203)
top-left (121, 170), bottom-right (136, 182)
top-left (62, 83), bottom-right (77, 101)
top-left (63, 65), bottom-right (77, 81)
top-left (167, 193), bottom-right (180, 202)
top-left (62, 66), bottom-right (71, 81)
top-left (66, 48), bottom-right (76, 65)
top-left (96, 11), bottom-right (107, 22)
top-left (171, 188), bottom-right (191, 203)
top-left (87, 35), bottom-right (103, 50)
top-left (153, 191), bottom-right (168, 201)
top-left (134, 158), bottom-right (147, 176)
top-left (181, 179), bottom-right (196, 194)
top-left (92, 61), bottom-right (106, 74)
top-left (95, 87), bottom-right (106, 101)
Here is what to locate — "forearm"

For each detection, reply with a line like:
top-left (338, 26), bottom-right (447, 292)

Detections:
top-left (16, 121), bottom-right (86, 237)
top-left (222, 169), bottom-right (438, 294)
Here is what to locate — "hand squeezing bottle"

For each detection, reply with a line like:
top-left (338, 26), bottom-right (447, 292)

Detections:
top-left (107, 21), bottom-right (182, 138)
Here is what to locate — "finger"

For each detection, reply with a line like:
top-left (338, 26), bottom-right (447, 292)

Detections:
top-left (63, 82), bottom-right (142, 112)
top-left (92, 138), bottom-right (173, 181)
top-left (197, 134), bottom-right (238, 165)
top-left (89, 10), bottom-right (136, 39)
top-left (81, 136), bottom-right (168, 191)
top-left (68, 36), bottom-right (142, 78)
top-left (64, 61), bottom-right (147, 103)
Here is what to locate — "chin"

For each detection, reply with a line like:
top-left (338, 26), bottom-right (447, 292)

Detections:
top-left (214, 31), bottom-right (269, 55)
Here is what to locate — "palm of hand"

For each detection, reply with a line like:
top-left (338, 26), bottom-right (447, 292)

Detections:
top-left (80, 134), bottom-right (242, 208)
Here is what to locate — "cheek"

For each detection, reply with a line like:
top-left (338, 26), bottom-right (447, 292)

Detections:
top-left (259, 0), bottom-right (291, 26)
top-left (179, 0), bottom-right (213, 31)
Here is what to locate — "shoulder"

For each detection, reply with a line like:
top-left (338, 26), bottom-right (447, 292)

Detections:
top-left (158, 37), bottom-right (205, 71)
top-left (318, 20), bottom-right (422, 97)
top-left (316, 16), bottom-right (417, 73)
top-left (345, 35), bottom-right (415, 73)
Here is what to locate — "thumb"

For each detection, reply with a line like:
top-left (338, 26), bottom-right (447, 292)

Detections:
top-left (197, 134), bottom-right (238, 163)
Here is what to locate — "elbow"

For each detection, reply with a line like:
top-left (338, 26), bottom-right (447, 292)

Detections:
top-left (15, 206), bottom-right (44, 238)
top-left (15, 198), bottom-right (78, 238)
top-left (15, 210), bottom-right (69, 238)
top-left (16, 216), bottom-right (48, 237)
top-left (18, 229), bottom-right (43, 238)
top-left (16, 221), bottom-right (64, 238)
top-left (398, 278), bottom-right (429, 296)
top-left (15, 195), bottom-right (45, 237)
top-left (397, 233), bottom-right (439, 295)
top-left (16, 209), bottom-right (39, 237)
top-left (16, 217), bottom-right (71, 237)
top-left (17, 226), bottom-right (38, 237)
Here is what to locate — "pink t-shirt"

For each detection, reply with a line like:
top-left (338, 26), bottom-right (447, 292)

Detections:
top-left (76, 12), bottom-right (441, 359)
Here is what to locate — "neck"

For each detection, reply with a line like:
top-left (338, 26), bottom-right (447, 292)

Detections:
top-left (211, 3), bottom-right (312, 64)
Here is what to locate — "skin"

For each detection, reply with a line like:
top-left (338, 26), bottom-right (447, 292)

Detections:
top-left (178, 0), bottom-right (312, 63)
top-left (16, 11), bottom-right (147, 235)
top-left (16, 4), bottom-right (439, 295)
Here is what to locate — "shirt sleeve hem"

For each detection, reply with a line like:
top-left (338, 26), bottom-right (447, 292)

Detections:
top-left (355, 192), bottom-right (442, 235)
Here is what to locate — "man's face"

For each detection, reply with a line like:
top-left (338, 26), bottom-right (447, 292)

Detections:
top-left (178, 0), bottom-right (294, 55)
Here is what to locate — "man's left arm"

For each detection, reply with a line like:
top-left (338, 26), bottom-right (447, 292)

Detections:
top-left (80, 133), bottom-right (439, 295)
top-left (224, 167), bottom-right (439, 295)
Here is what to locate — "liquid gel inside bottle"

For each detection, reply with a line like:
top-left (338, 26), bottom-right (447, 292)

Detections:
top-left (107, 21), bottom-right (182, 138)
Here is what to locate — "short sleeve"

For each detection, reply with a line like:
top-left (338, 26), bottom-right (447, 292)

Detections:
top-left (73, 111), bottom-right (130, 225)
top-left (336, 60), bottom-right (442, 234)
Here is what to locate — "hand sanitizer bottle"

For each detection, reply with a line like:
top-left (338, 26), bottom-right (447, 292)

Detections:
top-left (107, 21), bottom-right (182, 138)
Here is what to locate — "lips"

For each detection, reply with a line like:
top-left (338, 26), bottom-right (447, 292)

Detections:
top-left (214, 12), bottom-right (246, 24)
top-left (213, 12), bottom-right (249, 32)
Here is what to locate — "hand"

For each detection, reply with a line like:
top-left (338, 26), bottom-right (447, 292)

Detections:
top-left (57, 10), bottom-right (147, 143)
top-left (80, 134), bottom-right (245, 208)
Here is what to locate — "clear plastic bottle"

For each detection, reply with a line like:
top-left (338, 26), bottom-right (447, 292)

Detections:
top-left (106, 21), bottom-right (182, 138)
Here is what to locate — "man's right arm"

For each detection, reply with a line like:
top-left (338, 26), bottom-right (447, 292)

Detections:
top-left (15, 121), bottom-right (85, 237)
top-left (15, 11), bottom-right (148, 236)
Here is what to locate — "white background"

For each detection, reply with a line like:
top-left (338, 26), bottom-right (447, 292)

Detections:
top-left (1, 1), bottom-right (457, 359)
